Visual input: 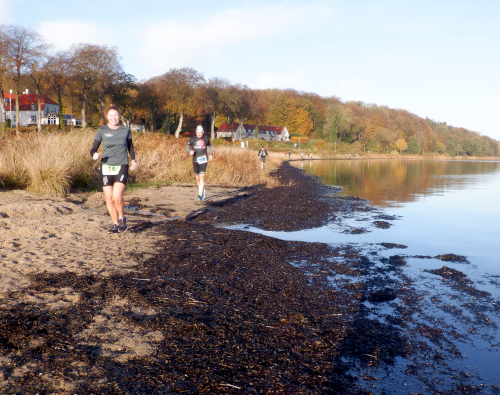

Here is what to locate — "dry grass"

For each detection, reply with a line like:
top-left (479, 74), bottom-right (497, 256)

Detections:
top-left (0, 130), bottom-right (95, 194)
top-left (133, 134), bottom-right (283, 187)
top-left (0, 130), bottom-right (284, 195)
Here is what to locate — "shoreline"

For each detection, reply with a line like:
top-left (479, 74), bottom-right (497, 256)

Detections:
top-left (0, 162), bottom-right (497, 393)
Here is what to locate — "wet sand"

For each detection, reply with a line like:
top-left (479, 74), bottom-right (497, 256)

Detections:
top-left (0, 163), bottom-right (497, 394)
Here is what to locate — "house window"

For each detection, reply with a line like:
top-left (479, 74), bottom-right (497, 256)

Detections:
top-left (31, 105), bottom-right (36, 110)
top-left (47, 113), bottom-right (57, 125)
top-left (31, 115), bottom-right (37, 123)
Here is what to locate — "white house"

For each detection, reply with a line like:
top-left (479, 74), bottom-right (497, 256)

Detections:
top-left (128, 119), bottom-right (145, 132)
top-left (216, 122), bottom-right (290, 142)
top-left (42, 113), bottom-right (82, 127)
top-left (215, 122), bottom-right (240, 139)
top-left (1, 90), bottom-right (81, 127)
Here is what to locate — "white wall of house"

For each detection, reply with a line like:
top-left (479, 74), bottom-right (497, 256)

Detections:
top-left (130, 124), bottom-right (145, 132)
top-left (279, 127), bottom-right (290, 141)
top-left (0, 104), bottom-right (60, 126)
top-left (1, 94), bottom-right (60, 126)
top-left (216, 123), bottom-right (287, 141)
top-left (41, 113), bottom-right (82, 126)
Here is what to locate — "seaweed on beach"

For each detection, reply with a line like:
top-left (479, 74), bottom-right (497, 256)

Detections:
top-left (425, 266), bottom-right (491, 298)
top-left (1, 161), bottom-right (497, 394)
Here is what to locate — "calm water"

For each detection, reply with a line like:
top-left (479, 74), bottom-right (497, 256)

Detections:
top-left (284, 159), bottom-right (500, 278)
top-left (230, 159), bottom-right (500, 392)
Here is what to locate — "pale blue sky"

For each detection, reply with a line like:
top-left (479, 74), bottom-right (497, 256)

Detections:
top-left (2, 0), bottom-right (499, 140)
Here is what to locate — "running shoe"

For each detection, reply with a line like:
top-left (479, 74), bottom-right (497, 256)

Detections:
top-left (201, 189), bottom-right (206, 200)
top-left (198, 194), bottom-right (203, 201)
top-left (108, 223), bottom-right (119, 234)
top-left (118, 217), bottom-right (128, 232)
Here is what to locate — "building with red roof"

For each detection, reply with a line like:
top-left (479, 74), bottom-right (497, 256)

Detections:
top-left (216, 123), bottom-right (289, 142)
top-left (1, 90), bottom-right (82, 127)
top-left (2, 90), bottom-right (60, 127)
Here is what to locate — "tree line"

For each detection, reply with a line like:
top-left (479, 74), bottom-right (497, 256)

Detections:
top-left (1, 24), bottom-right (498, 156)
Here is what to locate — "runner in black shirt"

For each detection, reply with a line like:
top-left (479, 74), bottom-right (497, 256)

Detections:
top-left (90, 105), bottom-right (138, 233)
top-left (186, 125), bottom-right (213, 201)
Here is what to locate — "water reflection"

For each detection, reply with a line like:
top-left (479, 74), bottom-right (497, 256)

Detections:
top-left (294, 159), bottom-right (500, 207)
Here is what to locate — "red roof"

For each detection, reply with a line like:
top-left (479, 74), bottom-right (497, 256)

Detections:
top-left (218, 123), bottom-right (240, 133)
top-left (4, 92), bottom-right (58, 111)
top-left (218, 123), bottom-right (287, 135)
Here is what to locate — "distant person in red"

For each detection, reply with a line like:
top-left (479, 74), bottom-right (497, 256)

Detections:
top-left (258, 147), bottom-right (268, 169)
top-left (186, 125), bottom-right (213, 201)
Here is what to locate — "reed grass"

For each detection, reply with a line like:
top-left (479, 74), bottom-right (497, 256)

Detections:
top-left (0, 130), bottom-right (284, 195)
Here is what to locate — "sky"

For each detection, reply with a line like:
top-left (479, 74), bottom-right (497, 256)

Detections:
top-left (1, 0), bottom-right (499, 140)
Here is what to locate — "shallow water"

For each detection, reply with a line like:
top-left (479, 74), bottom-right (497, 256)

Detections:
top-left (294, 159), bottom-right (500, 282)
top-left (228, 159), bottom-right (500, 393)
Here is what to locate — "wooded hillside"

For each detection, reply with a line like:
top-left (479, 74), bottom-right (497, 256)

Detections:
top-left (1, 25), bottom-right (498, 157)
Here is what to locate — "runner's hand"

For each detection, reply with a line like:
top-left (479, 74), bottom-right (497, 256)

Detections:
top-left (209, 155), bottom-right (213, 161)
top-left (130, 160), bottom-right (138, 171)
top-left (93, 152), bottom-right (100, 160)
top-left (190, 150), bottom-right (195, 156)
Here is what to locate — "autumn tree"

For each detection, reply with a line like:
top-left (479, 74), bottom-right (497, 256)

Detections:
top-left (159, 68), bottom-right (204, 138)
top-left (231, 85), bottom-right (260, 126)
top-left (2, 25), bottom-right (47, 135)
top-left (0, 26), bottom-right (9, 128)
top-left (29, 42), bottom-right (51, 132)
top-left (221, 84), bottom-right (243, 124)
top-left (106, 72), bottom-right (139, 128)
top-left (268, 94), bottom-right (313, 136)
top-left (202, 77), bottom-right (230, 139)
top-left (45, 50), bottom-right (72, 128)
top-left (361, 108), bottom-right (388, 144)
top-left (295, 92), bottom-right (326, 136)
top-left (374, 127), bottom-right (396, 148)
top-left (136, 79), bottom-right (162, 133)
top-left (70, 43), bottom-right (122, 127)
top-left (323, 102), bottom-right (356, 142)
top-left (394, 138), bottom-right (408, 154)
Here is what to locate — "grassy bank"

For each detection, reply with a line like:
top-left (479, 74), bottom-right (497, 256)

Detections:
top-left (0, 130), bottom-right (283, 195)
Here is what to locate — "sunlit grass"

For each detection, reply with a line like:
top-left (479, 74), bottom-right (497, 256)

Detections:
top-left (0, 130), bottom-right (284, 194)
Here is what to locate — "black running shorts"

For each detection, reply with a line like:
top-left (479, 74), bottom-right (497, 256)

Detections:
top-left (192, 161), bottom-right (208, 175)
top-left (99, 164), bottom-right (129, 187)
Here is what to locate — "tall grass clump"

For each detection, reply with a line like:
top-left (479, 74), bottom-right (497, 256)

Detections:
top-left (0, 129), bottom-right (96, 194)
top-left (0, 135), bottom-right (28, 189)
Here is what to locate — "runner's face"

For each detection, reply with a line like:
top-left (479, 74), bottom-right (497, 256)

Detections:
top-left (107, 109), bottom-right (120, 127)
top-left (196, 129), bottom-right (204, 138)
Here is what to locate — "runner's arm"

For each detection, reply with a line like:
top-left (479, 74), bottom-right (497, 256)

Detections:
top-left (90, 140), bottom-right (101, 158)
top-left (127, 138), bottom-right (136, 161)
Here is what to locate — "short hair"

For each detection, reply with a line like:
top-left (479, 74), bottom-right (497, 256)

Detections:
top-left (106, 104), bottom-right (120, 115)
top-left (196, 125), bottom-right (204, 133)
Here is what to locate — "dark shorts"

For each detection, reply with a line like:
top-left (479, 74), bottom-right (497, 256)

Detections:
top-left (192, 161), bottom-right (208, 175)
top-left (260, 156), bottom-right (267, 162)
top-left (99, 164), bottom-right (129, 187)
